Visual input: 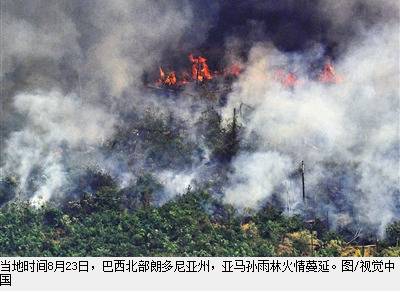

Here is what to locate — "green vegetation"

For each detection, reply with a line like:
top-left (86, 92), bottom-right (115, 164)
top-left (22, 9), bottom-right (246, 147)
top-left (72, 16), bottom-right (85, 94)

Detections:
top-left (0, 182), bottom-right (398, 256)
top-left (0, 107), bottom-right (398, 257)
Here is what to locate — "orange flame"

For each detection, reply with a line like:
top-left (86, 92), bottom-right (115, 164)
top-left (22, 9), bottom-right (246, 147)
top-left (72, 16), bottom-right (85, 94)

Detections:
top-left (159, 67), bottom-right (165, 80)
top-left (165, 71), bottom-right (177, 86)
top-left (154, 54), bottom-right (344, 90)
top-left (189, 54), bottom-right (213, 81)
top-left (155, 53), bottom-right (245, 87)
top-left (319, 61), bottom-right (343, 83)
top-left (275, 69), bottom-right (299, 88)
top-left (225, 64), bottom-right (242, 77)
top-left (157, 67), bottom-right (177, 86)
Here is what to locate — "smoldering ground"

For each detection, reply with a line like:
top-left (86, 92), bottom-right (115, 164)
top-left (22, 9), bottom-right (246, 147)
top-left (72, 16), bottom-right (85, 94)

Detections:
top-left (1, 0), bottom-right (399, 237)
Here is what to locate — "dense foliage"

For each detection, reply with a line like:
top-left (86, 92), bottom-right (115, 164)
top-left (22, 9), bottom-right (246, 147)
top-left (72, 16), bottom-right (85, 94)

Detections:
top-left (0, 106), bottom-right (398, 257)
top-left (0, 183), bottom-right (398, 256)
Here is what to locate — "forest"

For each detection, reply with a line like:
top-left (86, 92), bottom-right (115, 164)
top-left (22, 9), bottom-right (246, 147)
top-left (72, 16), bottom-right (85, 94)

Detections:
top-left (1, 1), bottom-right (399, 257)
top-left (0, 108), bottom-right (399, 257)
top-left (0, 183), bottom-right (399, 257)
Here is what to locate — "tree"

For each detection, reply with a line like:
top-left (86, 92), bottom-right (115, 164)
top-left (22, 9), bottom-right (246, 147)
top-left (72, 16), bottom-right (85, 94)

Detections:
top-left (212, 108), bottom-right (241, 162)
top-left (123, 174), bottom-right (163, 209)
top-left (0, 176), bottom-right (17, 206)
top-left (385, 221), bottom-right (400, 246)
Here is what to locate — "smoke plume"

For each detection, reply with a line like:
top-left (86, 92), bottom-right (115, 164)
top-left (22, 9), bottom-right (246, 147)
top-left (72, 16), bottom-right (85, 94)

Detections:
top-left (1, 0), bottom-right (399, 237)
top-left (222, 21), bottom-right (399, 236)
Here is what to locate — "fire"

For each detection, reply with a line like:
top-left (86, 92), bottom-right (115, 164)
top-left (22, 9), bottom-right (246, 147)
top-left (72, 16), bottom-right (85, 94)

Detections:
top-left (225, 64), bottom-right (242, 77)
top-left (164, 71), bottom-right (177, 86)
top-left (189, 54), bottom-right (213, 81)
top-left (159, 67), bottom-right (165, 80)
top-left (319, 60), bottom-right (343, 83)
top-left (275, 69), bottom-right (299, 88)
top-left (156, 67), bottom-right (177, 86)
top-left (154, 53), bottom-right (342, 89)
top-left (156, 53), bottom-right (236, 87)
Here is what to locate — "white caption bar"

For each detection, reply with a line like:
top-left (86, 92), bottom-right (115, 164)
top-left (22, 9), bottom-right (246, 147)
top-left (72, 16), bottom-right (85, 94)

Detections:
top-left (0, 257), bottom-right (399, 291)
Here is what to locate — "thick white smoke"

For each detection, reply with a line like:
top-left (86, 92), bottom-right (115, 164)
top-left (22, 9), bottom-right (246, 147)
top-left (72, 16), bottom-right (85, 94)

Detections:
top-left (1, 91), bottom-right (116, 204)
top-left (1, 0), bottom-right (214, 203)
top-left (222, 23), bottom-right (399, 236)
top-left (224, 152), bottom-right (294, 210)
top-left (156, 170), bottom-right (195, 201)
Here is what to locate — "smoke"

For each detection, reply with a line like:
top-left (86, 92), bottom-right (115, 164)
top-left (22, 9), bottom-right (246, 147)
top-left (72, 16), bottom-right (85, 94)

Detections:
top-left (82, 0), bottom-right (202, 99)
top-left (1, 0), bottom-right (213, 201)
top-left (156, 170), bottom-right (196, 201)
top-left (0, 91), bottom-right (116, 204)
top-left (224, 152), bottom-right (294, 210)
top-left (1, 0), bottom-right (399, 237)
top-left (222, 19), bottom-right (399, 236)
top-left (200, 0), bottom-right (400, 63)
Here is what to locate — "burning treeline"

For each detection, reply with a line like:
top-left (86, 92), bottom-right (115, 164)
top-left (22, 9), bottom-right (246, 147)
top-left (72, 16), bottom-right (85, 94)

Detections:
top-left (155, 53), bottom-right (242, 87)
top-left (155, 53), bottom-right (342, 89)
